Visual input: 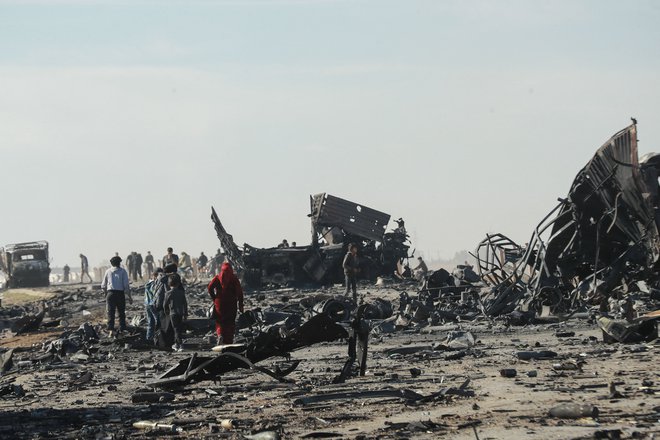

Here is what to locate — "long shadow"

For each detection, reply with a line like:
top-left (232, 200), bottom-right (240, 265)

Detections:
top-left (0, 403), bottom-right (174, 439)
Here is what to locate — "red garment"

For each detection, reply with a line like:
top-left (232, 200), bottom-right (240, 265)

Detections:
top-left (207, 262), bottom-right (244, 343)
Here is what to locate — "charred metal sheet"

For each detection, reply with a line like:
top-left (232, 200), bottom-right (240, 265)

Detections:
top-left (150, 314), bottom-right (348, 387)
top-left (211, 194), bottom-right (411, 289)
top-left (473, 122), bottom-right (660, 317)
top-left (210, 207), bottom-right (245, 271)
top-left (597, 316), bottom-right (658, 343)
top-left (310, 193), bottom-right (390, 242)
top-left (293, 382), bottom-right (474, 406)
top-left (12, 310), bottom-right (45, 335)
top-left (148, 351), bottom-right (296, 388)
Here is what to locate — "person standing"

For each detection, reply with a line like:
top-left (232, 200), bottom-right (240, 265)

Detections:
top-left (79, 254), bottom-right (93, 283)
top-left (342, 244), bottom-right (360, 302)
top-left (135, 252), bottom-right (144, 280)
top-left (162, 247), bottom-right (179, 268)
top-left (101, 256), bottom-right (132, 338)
top-left (126, 253), bottom-right (135, 280)
top-left (63, 264), bottom-right (70, 283)
top-left (179, 252), bottom-right (192, 274)
top-left (144, 268), bottom-right (162, 344)
top-left (207, 262), bottom-right (244, 345)
top-left (145, 251), bottom-right (155, 276)
top-left (413, 256), bottom-right (429, 280)
top-left (197, 252), bottom-right (208, 276)
top-left (164, 273), bottom-right (187, 352)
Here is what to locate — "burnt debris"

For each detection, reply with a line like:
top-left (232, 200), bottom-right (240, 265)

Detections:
top-left (473, 123), bottom-right (660, 320)
top-left (212, 193), bottom-right (412, 289)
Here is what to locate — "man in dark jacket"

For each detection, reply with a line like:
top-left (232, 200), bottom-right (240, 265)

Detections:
top-left (164, 273), bottom-right (187, 351)
top-left (135, 253), bottom-right (144, 280)
top-left (162, 247), bottom-right (179, 268)
top-left (342, 243), bottom-right (360, 302)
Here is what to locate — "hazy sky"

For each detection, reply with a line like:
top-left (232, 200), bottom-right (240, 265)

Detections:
top-left (2, 0), bottom-right (660, 267)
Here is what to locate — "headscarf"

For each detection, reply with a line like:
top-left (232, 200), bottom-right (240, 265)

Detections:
top-left (219, 262), bottom-right (236, 287)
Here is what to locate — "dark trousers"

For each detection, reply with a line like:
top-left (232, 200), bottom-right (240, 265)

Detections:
top-left (106, 290), bottom-right (126, 332)
top-left (171, 314), bottom-right (184, 345)
top-left (345, 274), bottom-right (357, 301)
top-left (145, 306), bottom-right (158, 341)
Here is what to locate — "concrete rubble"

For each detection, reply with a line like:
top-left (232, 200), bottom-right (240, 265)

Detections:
top-left (0, 123), bottom-right (658, 439)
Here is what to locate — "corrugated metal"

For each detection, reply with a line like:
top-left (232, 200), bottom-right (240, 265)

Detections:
top-left (311, 193), bottom-right (390, 242)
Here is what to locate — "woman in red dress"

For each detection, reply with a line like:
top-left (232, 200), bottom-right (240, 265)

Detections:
top-left (207, 262), bottom-right (244, 345)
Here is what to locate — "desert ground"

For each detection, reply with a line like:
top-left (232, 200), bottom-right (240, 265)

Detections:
top-left (0, 281), bottom-right (657, 440)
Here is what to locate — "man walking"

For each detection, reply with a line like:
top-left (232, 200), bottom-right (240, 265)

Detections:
top-left (342, 243), bottom-right (360, 302)
top-left (101, 256), bottom-right (132, 338)
top-left (79, 253), bottom-right (93, 283)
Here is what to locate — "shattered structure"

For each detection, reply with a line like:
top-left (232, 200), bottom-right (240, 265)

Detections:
top-left (0, 124), bottom-right (658, 439)
top-left (475, 123), bottom-right (660, 316)
top-left (0, 241), bottom-right (51, 288)
top-left (212, 193), bottom-right (411, 289)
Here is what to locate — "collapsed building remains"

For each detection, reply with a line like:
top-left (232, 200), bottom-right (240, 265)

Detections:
top-left (212, 193), bottom-right (411, 289)
top-left (474, 122), bottom-right (660, 317)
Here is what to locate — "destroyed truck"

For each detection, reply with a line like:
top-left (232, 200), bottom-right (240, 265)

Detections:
top-left (0, 241), bottom-right (51, 288)
top-left (211, 193), bottom-right (412, 289)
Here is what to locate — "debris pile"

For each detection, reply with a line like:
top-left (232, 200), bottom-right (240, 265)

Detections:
top-left (0, 123), bottom-right (658, 439)
top-left (212, 193), bottom-right (412, 289)
top-left (473, 123), bottom-right (660, 321)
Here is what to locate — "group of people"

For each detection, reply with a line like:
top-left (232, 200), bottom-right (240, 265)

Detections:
top-left (101, 247), bottom-right (243, 351)
top-left (100, 243), bottom-right (426, 350)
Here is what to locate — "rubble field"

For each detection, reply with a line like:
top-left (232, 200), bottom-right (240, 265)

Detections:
top-left (1, 123), bottom-right (659, 439)
top-left (0, 281), bottom-right (657, 440)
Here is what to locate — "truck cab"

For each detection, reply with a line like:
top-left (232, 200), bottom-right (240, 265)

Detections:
top-left (0, 241), bottom-right (51, 288)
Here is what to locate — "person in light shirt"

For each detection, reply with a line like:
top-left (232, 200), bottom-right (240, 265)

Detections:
top-left (101, 256), bottom-right (132, 338)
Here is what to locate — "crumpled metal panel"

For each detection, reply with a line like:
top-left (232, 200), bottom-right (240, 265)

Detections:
top-left (211, 207), bottom-right (245, 271)
top-left (554, 123), bottom-right (660, 269)
top-left (474, 123), bottom-right (660, 316)
top-left (310, 193), bottom-right (390, 242)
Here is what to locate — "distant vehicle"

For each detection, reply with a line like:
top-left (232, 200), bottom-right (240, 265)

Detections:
top-left (0, 241), bottom-right (51, 288)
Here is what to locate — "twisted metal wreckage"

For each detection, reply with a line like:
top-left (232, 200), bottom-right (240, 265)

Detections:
top-left (211, 193), bottom-right (411, 289)
top-left (474, 122), bottom-right (660, 317)
top-left (148, 195), bottom-right (412, 387)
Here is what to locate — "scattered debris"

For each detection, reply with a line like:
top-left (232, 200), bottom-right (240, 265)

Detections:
top-left (549, 403), bottom-right (599, 419)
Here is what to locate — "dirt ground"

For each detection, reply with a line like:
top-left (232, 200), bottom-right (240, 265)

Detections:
top-left (0, 282), bottom-right (657, 440)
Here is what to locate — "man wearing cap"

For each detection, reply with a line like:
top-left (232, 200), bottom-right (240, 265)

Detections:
top-left (101, 256), bottom-right (133, 338)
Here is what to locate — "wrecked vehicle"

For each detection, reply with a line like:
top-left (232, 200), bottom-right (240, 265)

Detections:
top-left (474, 122), bottom-right (660, 317)
top-left (0, 241), bottom-right (51, 288)
top-left (212, 193), bottom-right (412, 289)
